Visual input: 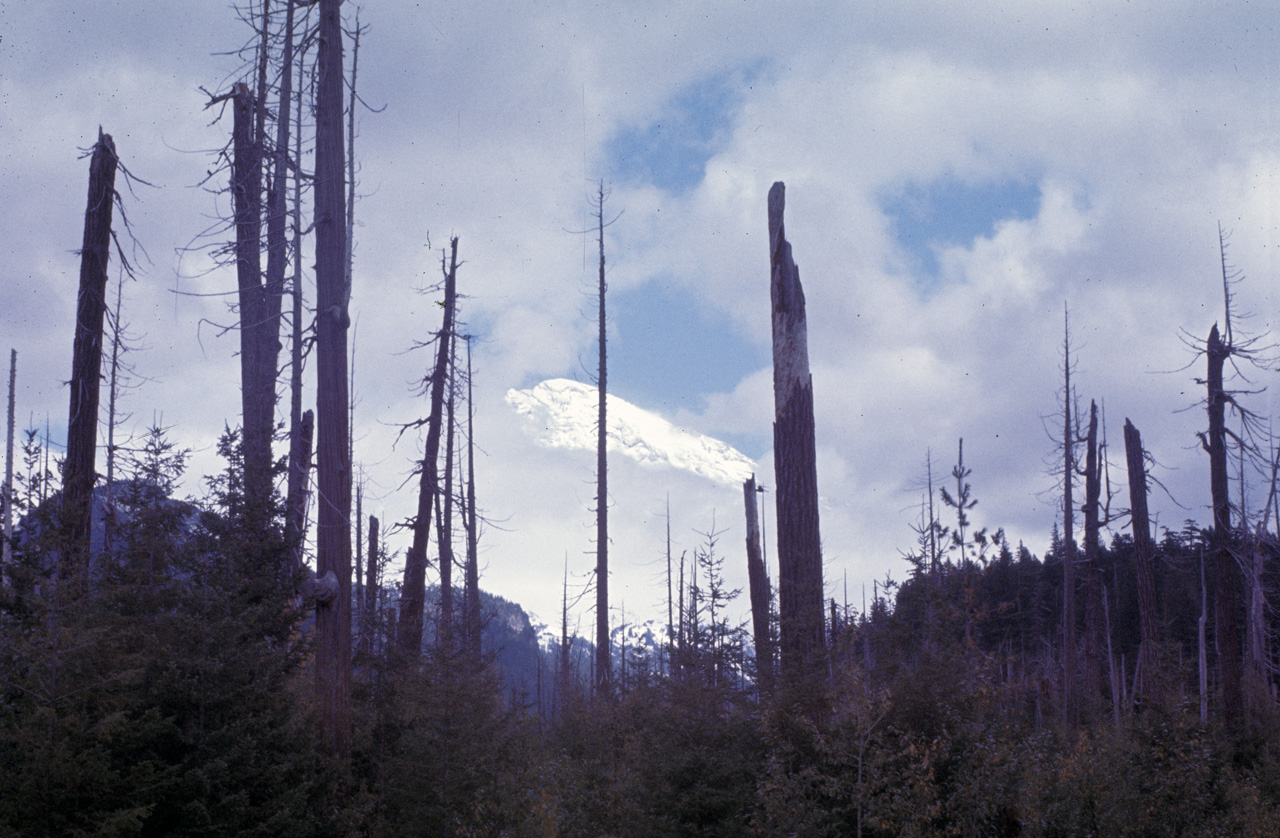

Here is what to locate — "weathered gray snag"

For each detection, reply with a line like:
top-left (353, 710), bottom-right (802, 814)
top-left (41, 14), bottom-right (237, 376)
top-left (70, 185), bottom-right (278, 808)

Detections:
top-left (358, 514), bottom-right (379, 659)
top-left (463, 338), bottom-right (481, 659)
top-left (1123, 418), bottom-right (1160, 705)
top-left (594, 182), bottom-right (611, 697)
top-left (744, 475), bottom-right (773, 692)
top-left (313, 0), bottom-right (352, 756)
top-left (231, 83), bottom-right (274, 526)
top-left (3, 349), bottom-right (14, 575)
top-left (64, 130), bottom-right (118, 581)
top-left (1081, 400), bottom-right (1106, 709)
top-left (1203, 323), bottom-right (1242, 723)
top-left (1060, 309), bottom-right (1078, 730)
top-left (398, 237), bottom-right (458, 657)
top-left (768, 181), bottom-right (825, 686)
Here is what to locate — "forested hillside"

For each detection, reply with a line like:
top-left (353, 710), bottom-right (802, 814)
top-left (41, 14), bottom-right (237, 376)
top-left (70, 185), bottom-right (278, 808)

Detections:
top-left (3, 2), bottom-right (1280, 836)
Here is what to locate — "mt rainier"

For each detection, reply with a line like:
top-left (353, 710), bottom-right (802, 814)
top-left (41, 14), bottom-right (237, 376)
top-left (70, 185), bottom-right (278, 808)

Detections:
top-left (505, 379), bottom-right (755, 487)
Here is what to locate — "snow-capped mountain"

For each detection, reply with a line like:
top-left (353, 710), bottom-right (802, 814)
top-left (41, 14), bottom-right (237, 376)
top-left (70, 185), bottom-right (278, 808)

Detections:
top-left (505, 378), bottom-right (755, 487)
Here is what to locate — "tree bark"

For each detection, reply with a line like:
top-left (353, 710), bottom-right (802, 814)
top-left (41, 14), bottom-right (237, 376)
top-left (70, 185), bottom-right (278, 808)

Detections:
top-left (313, 0), bottom-right (351, 756)
top-left (463, 338), bottom-right (481, 659)
top-left (1081, 400), bottom-right (1105, 712)
top-left (594, 182), bottom-right (611, 697)
top-left (397, 237), bottom-right (458, 657)
top-left (436, 344), bottom-right (457, 647)
top-left (768, 181), bottom-right (825, 690)
top-left (1124, 418), bottom-right (1161, 707)
top-left (358, 514), bottom-right (378, 659)
top-left (231, 83), bottom-right (274, 527)
top-left (63, 130), bottom-right (118, 583)
top-left (1205, 323), bottom-right (1242, 724)
top-left (1060, 310), bottom-right (1078, 730)
top-left (744, 475), bottom-right (773, 692)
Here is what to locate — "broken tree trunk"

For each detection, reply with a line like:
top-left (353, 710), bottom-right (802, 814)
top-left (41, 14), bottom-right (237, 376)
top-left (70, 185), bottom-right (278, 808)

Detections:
top-left (63, 130), bottom-right (118, 583)
top-left (1124, 418), bottom-right (1161, 707)
top-left (313, 0), bottom-right (352, 757)
top-left (1081, 400), bottom-right (1105, 713)
top-left (463, 337), bottom-right (481, 659)
top-left (1060, 309), bottom-right (1078, 731)
top-left (231, 83), bottom-right (275, 529)
top-left (744, 475), bottom-right (774, 692)
top-left (3, 349), bottom-right (14, 576)
top-left (1205, 323), bottom-right (1242, 724)
top-left (397, 236), bottom-right (458, 657)
top-left (768, 181), bottom-right (826, 690)
top-left (594, 182), bottom-right (611, 698)
top-left (358, 514), bottom-right (379, 659)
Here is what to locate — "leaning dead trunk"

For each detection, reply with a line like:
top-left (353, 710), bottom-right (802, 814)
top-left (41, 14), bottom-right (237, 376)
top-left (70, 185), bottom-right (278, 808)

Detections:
top-left (768, 181), bottom-right (825, 689)
top-left (1124, 418), bottom-right (1161, 706)
top-left (744, 475), bottom-right (774, 692)
top-left (397, 237), bottom-right (458, 656)
top-left (63, 130), bottom-right (118, 582)
top-left (313, 0), bottom-right (352, 756)
top-left (1204, 324), bottom-right (1242, 724)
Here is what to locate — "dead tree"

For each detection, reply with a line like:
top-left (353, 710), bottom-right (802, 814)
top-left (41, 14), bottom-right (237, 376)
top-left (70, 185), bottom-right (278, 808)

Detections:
top-left (1059, 308), bottom-right (1079, 730)
top-left (63, 130), bottom-right (119, 582)
top-left (1203, 322), bottom-right (1243, 723)
top-left (358, 513), bottom-right (379, 659)
top-left (593, 182), bottom-right (611, 697)
top-left (767, 181), bottom-right (825, 688)
top-left (312, 0), bottom-right (352, 756)
top-left (398, 237), bottom-right (458, 657)
top-left (284, 19), bottom-right (311, 577)
top-left (1123, 418), bottom-right (1161, 706)
top-left (463, 337), bottom-right (481, 659)
top-left (744, 474), bottom-right (773, 692)
top-left (1080, 400), bottom-right (1107, 710)
top-left (436, 341), bottom-right (458, 647)
top-left (231, 82), bottom-right (275, 526)
top-left (3, 349), bottom-right (15, 575)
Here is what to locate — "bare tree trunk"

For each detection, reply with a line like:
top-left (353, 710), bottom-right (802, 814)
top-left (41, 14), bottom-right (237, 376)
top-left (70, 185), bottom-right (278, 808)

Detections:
top-left (436, 345), bottom-right (457, 648)
top-left (768, 181), bottom-right (825, 690)
top-left (313, 0), bottom-right (351, 756)
top-left (64, 130), bottom-right (118, 582)
top-left (744, 475), bottom-right (774, 693)
top-left (397, 237), bottom-right (458, 656)
top-left (463, 337), bottom-right (481, 659)
top-left (1060, 310), bottom-right (1079, 730)
top-left (1081, 400), bottom-right (1105, 713)
top-left (359, 514), bottom-right (378, 659)
top-left (594, 182), bottom-right (611, 697)
top-left (1124, 418), bottom-right (1161, 707)
top-left (3, 349), bottom-right (15, 576)
top-left (231, 83), bottom-right (274, 527)
top-left (1204, 324), bottom-right (1243, 724)
top-left (284, 21), bottom-right (309, 575)
top-left (1199, 546), bottom-right (1209, 723)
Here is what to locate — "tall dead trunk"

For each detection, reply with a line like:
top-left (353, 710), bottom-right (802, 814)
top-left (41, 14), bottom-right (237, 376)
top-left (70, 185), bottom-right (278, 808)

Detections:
top-left (436, 344), bottom-right (457, 647)
top-left (312, 0), bottom-right (351, 756)
top-left (3, 349), bottom-right (15, 576)
top-left (231, 83), bottom-right (274, 527)
top-left (768, 181), bottom-right (825, 690)
top-left (744, 475), bottom-right (773, 692)
top-left (1081, 400), bottom-right (1105, 712)
top-left (1124, 418), bottom-right (1161, 706)
top-left (397, 237), bottom-right (458, 656)
top-left (463, 337), bottom-right (481, 659)
top-left (359, 514), bottom-right (379, 659)
top-left (594, 182), bottom-right (611, 697)
top-left (1060, 310), bottom-right (1078, 730)
top-left (284, 22), bottom-right (309, 575)
top-left (1204, 324), bottom-right (1242, 724)
top-left (64, 130), bottom-right (118, 582)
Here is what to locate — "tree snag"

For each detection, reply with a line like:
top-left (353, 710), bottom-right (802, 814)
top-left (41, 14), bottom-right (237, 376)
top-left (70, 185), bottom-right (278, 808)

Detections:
top-left (313, 0), bottom-right (352, 756)
top-left (63, 130), bottom-right (118, 583)
top-left (768, 181), bottom-right (825, 689)
top-left (744, 475), bottom-right (773, 692)
top-left (1123, 418), bottom-right (1161, 707)
top-left (397, 237), bottom-right (458, 657)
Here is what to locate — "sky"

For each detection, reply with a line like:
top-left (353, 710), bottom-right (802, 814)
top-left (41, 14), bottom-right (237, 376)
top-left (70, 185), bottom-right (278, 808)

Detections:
top-left (3, 1), bottom-right (1280, 632)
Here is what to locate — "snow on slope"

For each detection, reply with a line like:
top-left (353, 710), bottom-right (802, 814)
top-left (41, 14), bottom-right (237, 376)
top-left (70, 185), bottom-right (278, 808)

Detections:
top-left (505, 379), bottom-right (755, 487)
